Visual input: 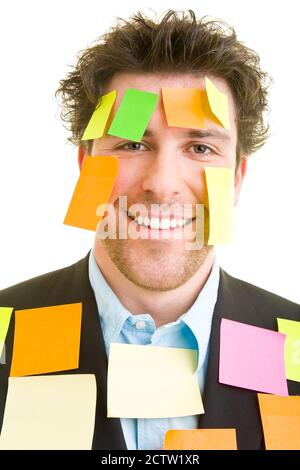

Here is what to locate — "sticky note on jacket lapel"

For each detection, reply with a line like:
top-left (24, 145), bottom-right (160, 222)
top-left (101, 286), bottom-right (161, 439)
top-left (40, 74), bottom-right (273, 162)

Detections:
top-left (0, 375), bottom-right (96, 450)
top-left (164, 429), bottom-right (237, 450)
top-left (107, 343), bottom-right (204, 418)
top-left (108, 88), bottom-right (158, 142)
top-left (258, 393), bottom-right (300, 450)
top-left (277, 317), bottom-right (300, 382)
top-left (205, 167), bottom-right (234, 245)
top-left (162, 88), bottom-right (205, 129)
top-left (0, 307), bottom-right (13, 358)
top-left (64, 155), bottom-right (118, 231)
top-left (205, 77), bottom-right (230, 129)
top-left (82, 90), bottom-right (116, 140)
top-left (10, 303), bottom-right (82, 377)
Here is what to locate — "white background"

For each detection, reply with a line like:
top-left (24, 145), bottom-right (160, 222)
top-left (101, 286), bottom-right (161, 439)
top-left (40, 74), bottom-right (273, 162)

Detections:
top-left (0, 0), bottom-right (299, 303)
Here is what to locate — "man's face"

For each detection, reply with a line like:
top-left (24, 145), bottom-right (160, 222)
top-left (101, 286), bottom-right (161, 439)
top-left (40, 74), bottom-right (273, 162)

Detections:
top-left (81, 73), bottom-right (246, 291)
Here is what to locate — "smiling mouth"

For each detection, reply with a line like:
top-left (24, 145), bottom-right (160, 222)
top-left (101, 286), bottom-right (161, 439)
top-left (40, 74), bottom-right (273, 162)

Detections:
top-left (127, 211), bottom-right (194, 230)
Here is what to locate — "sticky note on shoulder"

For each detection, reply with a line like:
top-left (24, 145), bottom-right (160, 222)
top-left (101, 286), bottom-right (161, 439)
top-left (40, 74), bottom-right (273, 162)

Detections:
top-left (108, 88), bottom-right (158, 142)
top-left (205, 167), bottom-right (234, 245)
top-left (205, 77), bottom-right (230, 130)
top-left (277, 318), bottom-right (300, 382)
top-left (0, 307), bottom-right (13, 358)
top-left (162, 88), bottom-right (205, 129)
top-left (164, 429), bottom-right (237, 450)
top-left (64, 155), bottom-right (118, 231)
top-left (82, 90), bottom-right (116, 140)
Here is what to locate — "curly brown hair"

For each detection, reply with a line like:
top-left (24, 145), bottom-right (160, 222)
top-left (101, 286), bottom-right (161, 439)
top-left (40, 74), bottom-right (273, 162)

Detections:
top-left (56, 10), bottom-right (271, 162)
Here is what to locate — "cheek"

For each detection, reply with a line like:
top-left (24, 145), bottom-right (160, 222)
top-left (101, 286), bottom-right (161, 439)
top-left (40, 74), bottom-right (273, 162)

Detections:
top-left (109, 160), bottom-right (142, 203)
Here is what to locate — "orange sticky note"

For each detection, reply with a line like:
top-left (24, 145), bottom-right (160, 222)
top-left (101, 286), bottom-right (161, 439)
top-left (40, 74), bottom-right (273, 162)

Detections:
top-left (64, 156), bottom-right (118, 231)
top-left (164, 429), bottom-right (237, 450)
top-left (162, 88), bottom-right (205, 129)
top-left (10, 303), bottom-right (82, 377)
top-left (258, 393), bottom-right (300, 450)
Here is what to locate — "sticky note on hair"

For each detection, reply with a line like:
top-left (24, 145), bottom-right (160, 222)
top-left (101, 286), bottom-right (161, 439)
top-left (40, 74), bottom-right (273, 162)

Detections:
top-left (0, 375), bottom-right (96, 450)
top-left (205, 167), bottom-right (234, 245)
top-left (277, 318), bottom-right (300, 382)
top-left (10, 303), bottom-right (82, 377)
top-left (82, 90), bottom-right (116, 140)
top-left (205, 77), bottom-right (230, 130)
top-left (108, 88), bottom-right (158, 142)
top-left (258, 394), bottom-right (300, 450)
top-left (64, 155), bottom-right (118, 231)
top-left (219, 319), bottom-right (288, 396)
top-left (162, 88), bottom-right (205, 129)
top-left (0, 307), bottom-right (13, 358)
top-left (107, 343), bottom-right (204, 418)
top-left (164, 429), bottom-right (237, 450)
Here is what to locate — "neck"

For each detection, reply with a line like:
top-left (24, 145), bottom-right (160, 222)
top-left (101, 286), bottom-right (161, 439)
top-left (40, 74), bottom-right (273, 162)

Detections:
top-left (92, 241), bottom-right (215, 328)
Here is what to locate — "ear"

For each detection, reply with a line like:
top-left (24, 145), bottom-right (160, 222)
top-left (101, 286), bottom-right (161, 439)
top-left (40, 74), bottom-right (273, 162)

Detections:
top-left (78, 144), bottom-right (89, 171)
top-left (234, 156), bottom-right (248, 206)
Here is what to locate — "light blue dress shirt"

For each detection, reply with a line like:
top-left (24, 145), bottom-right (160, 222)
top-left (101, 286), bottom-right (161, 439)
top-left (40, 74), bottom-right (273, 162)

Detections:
top-left (88, 250), bottom-right (220, 450)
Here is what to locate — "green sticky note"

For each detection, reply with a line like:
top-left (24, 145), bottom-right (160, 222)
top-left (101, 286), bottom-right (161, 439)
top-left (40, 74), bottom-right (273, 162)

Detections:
top-left (277, 318), bottom-right (300, 382)
top-left (82, 90), bottom-right (116, 141)
top-left (108, 88), bottom-right (158, 142)
top-left (0, 307), bottom-right (13, 357)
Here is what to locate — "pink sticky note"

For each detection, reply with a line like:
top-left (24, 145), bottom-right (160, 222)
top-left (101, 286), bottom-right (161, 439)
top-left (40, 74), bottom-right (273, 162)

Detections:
top-left (219, 319), bottom-right (288, 396)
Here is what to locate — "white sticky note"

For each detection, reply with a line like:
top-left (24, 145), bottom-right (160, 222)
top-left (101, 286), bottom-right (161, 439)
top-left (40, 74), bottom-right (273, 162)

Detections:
top-left (107, 343), bottom-right (204, 418)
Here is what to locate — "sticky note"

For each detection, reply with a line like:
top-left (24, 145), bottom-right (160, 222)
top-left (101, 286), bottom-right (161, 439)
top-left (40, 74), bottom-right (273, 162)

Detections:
top-left (205, 167), bottom-right (234, 245)
top-left (107, 343), bottom-right (204, 418)
top-left (205, 77), bottom-right (230, 129)
top-left (10, 303), bottom-right (82, 377)
top-left (64, 155), bottom-right (118, 231)
top-left (82, 90), bottom-right (116, 140)
top-left (162, 88), bottom-right (205, 129)
top-left (258, 393), bottom-right (300, 450)
top-left (164, 429), bottom-right (237, 450)
top-left (219, 319), bottom-right (288, 396)
top-left (277, 318), bottom-right (300, 382)
top-left (0, 307), bottom-right (13, 357)
top-left (0, 375), bottom-right (96, 450)
top-left (108, 88), bottom-right (158, 142)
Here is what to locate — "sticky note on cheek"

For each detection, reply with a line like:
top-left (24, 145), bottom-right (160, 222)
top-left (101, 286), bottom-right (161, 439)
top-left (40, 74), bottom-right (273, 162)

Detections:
top-left (164, 429), bottom-right (237, 450)
top-left (162, 88), bottom-right (205, 129)
top-left (204, 167), bottom-right (234, 245)
top-left (81, 90), bottom-right (116, 141)
top-left (64, 155), bottom-right (118, 231)
top-left (277, 318), bottom-right (300, 382)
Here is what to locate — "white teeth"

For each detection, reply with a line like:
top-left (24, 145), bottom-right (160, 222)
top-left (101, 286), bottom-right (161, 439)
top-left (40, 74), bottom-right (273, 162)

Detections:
top-left (170, 219), bottom-right (177, 228)
top-left (176, 219), bottom-right (184, 228)
top-left (160, 218), bottom-right (170, 229)
top-left (149, 218), bottom-right (160, 229)
top-left (143, 216), bottom-right (150, 227)
top-left (128, 212), bottom-right (191, 229)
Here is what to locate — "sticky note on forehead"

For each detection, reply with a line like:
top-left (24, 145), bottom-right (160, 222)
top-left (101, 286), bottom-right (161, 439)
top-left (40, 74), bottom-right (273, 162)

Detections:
top-left (0, 307), bottom-right (13, 357)
top-left (162, 88), bottom-right (205, 129)
top-left (64, 155), bottom-right (118, 231)
top-left (164, 429), bottom-right (237, 450)
top-left (277, 318), bottom-right (300, 382)
top-left (205, 77), bottom-right (230, 130)
top-left (82, 90), bottom-right (116, 141)
top-left (108, 88), bottom-right (158, 142)
top-left (258, 394), bottom-right (300, 450)
top-left (205, 167), bottom-right (234, 245)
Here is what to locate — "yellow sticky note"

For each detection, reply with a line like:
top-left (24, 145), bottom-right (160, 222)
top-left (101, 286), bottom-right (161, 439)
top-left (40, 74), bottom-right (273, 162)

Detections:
top-left (277, 318), bottom-right (300, 382)
top-left (258, 393), bottom-right (300, 450)
top-left (205, 77), bottom-right (230, 130)
top-left (162, 88), bottom-right (205, 129)
top-left (107, 343), bottom-right (204, 418)
top-left (82, 90), bottom-right (116, 140)
top-left (0, 375), bottom-right (96, 450)
top-left (0, 307), bottom-right (13, 357)
top-left (164, 429), bottom-right (237, 450)
top-left (64, 155), bottom-right (118, 231)
top-left (205, 167), bottom-right (234, 245)
top-left (10, 303), bottom-right (82, 377)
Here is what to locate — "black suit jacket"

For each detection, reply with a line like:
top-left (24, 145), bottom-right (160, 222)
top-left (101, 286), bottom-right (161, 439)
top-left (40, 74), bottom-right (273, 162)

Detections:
top-left (0, 253), bottom-right (299, 450)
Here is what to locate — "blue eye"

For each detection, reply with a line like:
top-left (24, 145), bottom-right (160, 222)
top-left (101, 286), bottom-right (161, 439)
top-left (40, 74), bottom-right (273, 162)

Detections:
top-left (192, 144), bottom-right (211, 154)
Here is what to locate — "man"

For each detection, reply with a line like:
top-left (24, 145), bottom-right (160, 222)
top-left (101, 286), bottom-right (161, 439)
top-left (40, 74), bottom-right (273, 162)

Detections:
top-left (0, 10), bottom-right (299, 450)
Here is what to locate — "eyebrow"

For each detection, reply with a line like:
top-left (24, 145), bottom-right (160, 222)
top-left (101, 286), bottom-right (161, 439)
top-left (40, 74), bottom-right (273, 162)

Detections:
top-left (143, 128), bottom-right (231, 141)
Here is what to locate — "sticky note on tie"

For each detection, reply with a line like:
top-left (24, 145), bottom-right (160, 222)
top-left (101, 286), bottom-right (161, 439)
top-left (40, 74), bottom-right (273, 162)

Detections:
top-left (258, 393), bottom-right (300, 450)
top-left (0, 375), bottom-right (96, 450)
top-left (205, 77), bottom-right (230, 129)
top-left (108, 88), bottom-right (158, 142)
top-left (205, 167), bottom-right (234, 245)
top-left (0, 307), bottom-right (13, 358)
top-left (219, 319), bottom-right (288, 396)
top-left (64, 155), bottom-right (118, 231)
top-left (162, 88), bottom-right (205, 129)
top-left (164, 429), bottom-right (237, 450)
top-left (277, 318), bottom-right (300, 382)
top-left (10, 303), bottom-right (82, 377)
top-left (107, 343), bottom-right (204, 418)
top-left (81, 90), bottom-right (116, 140)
